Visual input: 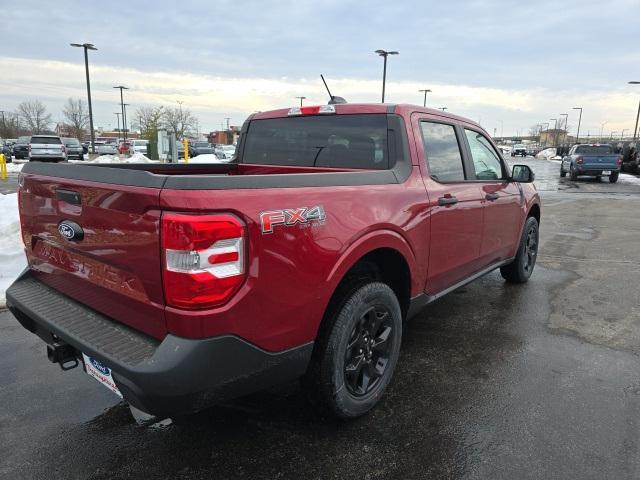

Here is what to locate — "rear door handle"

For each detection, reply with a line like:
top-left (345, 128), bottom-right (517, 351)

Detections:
top-left (485, 193), bottom-right (500, 201)
top-left (438, 196), bottom-right (458, 206)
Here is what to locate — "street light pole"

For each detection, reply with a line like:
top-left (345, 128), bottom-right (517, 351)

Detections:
top-left (70, 43), bottom-right (97, 154)
top-left (628, 82), bottom-right (640, 141)
top-left (123, 103), bottom-right (130, 139)
top-left (439, 107), bottom-right (448, 111)
top-left (621, 129), bottom-right (628, 140)
top-left (113, 86), bottom-right (129, 142)
top-left (418, 89), bottom-right (431, 107)
top-left (375, 49), bottom-right (398, 103)
top-left (114, 112), bottom-right (121, 137)
top-left (600, 121), bottom-right (608, 142)
top-left (572, 107), bottom-right (582, 144)
top-left (295, 96), bottom-right (306, 107)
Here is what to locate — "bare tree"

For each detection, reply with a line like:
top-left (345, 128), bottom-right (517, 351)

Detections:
top-left (0, 112), bottom-right (22, 138)
top-left (62, 98), bottom-right (89, 139)
top-left (162, 103), bottom-right (197, 139)
top-left (17, 99), bottom-right (52, 134)
top-left (136, 106), bottom-right (164, 139)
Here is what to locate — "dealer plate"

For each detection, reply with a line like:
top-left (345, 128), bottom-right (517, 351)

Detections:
top-left (602, 170), bottom-right (612, 175)
top-left (82, 353), bottom-right (123, 398)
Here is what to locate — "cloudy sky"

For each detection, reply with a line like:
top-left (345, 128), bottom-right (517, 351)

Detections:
top-left (1, 0), bottom-right (638, 137)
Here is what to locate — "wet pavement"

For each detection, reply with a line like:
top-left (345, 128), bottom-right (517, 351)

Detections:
top-left (2, 157), bottom-right (640, 479)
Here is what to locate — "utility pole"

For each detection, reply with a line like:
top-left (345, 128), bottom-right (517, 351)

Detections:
top-left (375, 49), bottom-right (399, 103)
top-left (70, 43), bottom-right (98, 153)
top-left (572, 107), bottom-right (582, 144)
top-left (418, 89), bottom-right (431, 107)
top-left (628, 82), bottom-right (640, 140)
top-left (225, 117), bottom-right (231, 130)
top-left (550, 118), bottom-right (558, 147)
top-left (560, 113), bottom-right (568, 145)
top-left (113, 85), bottom-right (129, 142)
top-left (600, 121), bottom-right (608, 142)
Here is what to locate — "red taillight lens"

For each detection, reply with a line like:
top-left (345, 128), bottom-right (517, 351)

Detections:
top-left (617, 155), bottom-right (623, 166)
top-left (576, 155), bottom-right (584, 164)
top-left (161, 213), bottom-right (246, 309)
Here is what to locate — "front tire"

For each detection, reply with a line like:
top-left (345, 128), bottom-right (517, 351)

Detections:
top-left (303, 281), bottom-right (402, 419)
top-left (560, 166), bottom-right (566, 177)
top-left (500, 216), bottom-right (539, 283)
top-left (570, 166), bottom-right (578, 181)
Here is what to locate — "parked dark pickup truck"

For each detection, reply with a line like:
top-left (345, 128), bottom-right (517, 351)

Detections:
top-left (560, 144), bottom-right (623, 182)
top-left (8, 103), bottom-right (541, 419)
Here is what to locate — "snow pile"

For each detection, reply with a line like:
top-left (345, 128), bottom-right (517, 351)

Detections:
top-left (185, 154), bottom-right (225, 164)
top-left (536, 148), bottom-right (557, 160)
top-left (0, 193), bottom-right (27, 308)
top-left (87, 153), bottom-right (157, 164)
top-left (7, 162), bottom-right (24, 173)
top-left (619, 173), bottom-right (640, 185)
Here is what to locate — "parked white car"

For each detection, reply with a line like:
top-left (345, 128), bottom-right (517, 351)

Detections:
top-left (214, 144), bottom-right (236, 160)
top-left (29, 135), bottom-right (67, 162)
top-left (130, 139), bottom-right (149, 155)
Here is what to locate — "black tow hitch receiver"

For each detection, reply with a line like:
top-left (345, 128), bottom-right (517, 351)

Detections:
top-left (47, 342), bottom-right (79, 371)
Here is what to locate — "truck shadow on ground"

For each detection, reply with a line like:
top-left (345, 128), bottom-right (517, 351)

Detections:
top-left (23, 269), bottom-right (563, 480)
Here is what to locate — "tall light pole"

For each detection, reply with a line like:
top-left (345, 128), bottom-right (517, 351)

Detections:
top-left (629, 81), bottom-right (640, 141)
top-left (572, 107), bottom-right (582, 144)
top-left (225, 117), bottom-right (231, 131)
top-left (560, 113), bottom-right (569, 145)
top-left (113, 85), bottom-right (129, 142)
top-left (439, 107), bottom-right (448, 111)
top-left (70, 43), bottom-right (97, 154)
top-left (114, 112), bottom-right (121, 137)
top-left (550, 118), bottom-right (558, 147)
top-left (621, 129), bottom-right (628, 139)
top-left (541, 122), bottom-right (549, 146)
top-left (418, 89), bottom-right (431, 107)
top-left (123, 104), bottom-right (130, 138)
top-left (599, 121), bottom-right (608, 142)
top-left (295, 96), bottom-right (306, 107)
top-left (499, 119), bottom-right (504, 138)
top-left (374, 49), bottom-right (398, 103)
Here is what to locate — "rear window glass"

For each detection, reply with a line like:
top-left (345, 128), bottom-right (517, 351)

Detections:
top-left (241, 114), bottom-right (390, 169)
top-left (62, 138), bottom-right (80, 145)
top-left (31, 137), bottom-right (61, 144)
top-left (194, 142), bottom-right (210, 147)
top-left (575, 145), bottom-right (613, 155)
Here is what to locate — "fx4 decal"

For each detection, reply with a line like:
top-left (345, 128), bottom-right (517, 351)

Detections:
top-left (260, 206), bottom-right (326, 234)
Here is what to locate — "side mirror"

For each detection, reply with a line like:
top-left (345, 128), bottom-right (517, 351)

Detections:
top-left (512, 164), bottom-right (535, 183)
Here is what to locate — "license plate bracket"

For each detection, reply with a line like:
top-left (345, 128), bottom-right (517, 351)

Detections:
top-left (82, 353), bottom-right (123, 398)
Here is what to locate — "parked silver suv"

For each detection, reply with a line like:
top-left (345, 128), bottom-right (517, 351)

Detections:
top-left (29, 135), bottom-right (67, 162)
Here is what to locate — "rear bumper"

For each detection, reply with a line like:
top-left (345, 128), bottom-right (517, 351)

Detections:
top-left (7, 271), bottom-right (313, 417)
top-left (576, 166), bottom-right (619, 175)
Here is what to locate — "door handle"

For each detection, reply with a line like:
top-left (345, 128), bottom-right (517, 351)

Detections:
top-left (438, 196), bottom-right (458, 206)
top-left (485, 193), bottom-right (500, 201)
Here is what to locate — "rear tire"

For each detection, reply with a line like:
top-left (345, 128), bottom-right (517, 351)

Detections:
top-left (303, 281), bottom-right (402, 419)
top-left (560, 166), bottom-right (566, 178)
top-left (570, 166), bottom-right (578, 181)
top-left (500, 216), bottom-right (539, 284)
top-left (609, 172), bottom-right (619, 183)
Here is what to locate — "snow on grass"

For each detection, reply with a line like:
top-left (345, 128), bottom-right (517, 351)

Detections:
top-left (7, 162), bottom-right (24, 173)
top-left (0, 193), bottom-right (27, 308)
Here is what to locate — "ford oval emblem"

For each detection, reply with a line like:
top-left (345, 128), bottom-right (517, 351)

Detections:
top-left (90, 358), bottom-right (111, 375)
top-left (58, 220), bottom-right (84, 241)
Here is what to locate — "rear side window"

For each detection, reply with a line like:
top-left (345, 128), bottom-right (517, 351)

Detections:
top-left (420, 122), bottom-right (465, 182)
top-left (241, 114), bottom-right (390, 169)
top-left (31, 137), bottom-right (61, 144)
top-left (575, 145), bottom-right (613, 155)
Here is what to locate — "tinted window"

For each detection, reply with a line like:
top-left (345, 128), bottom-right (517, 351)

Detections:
top-left (194, 142), bottom-right (210, 147)
top-left (31, 137), bottom-right (61, 145)
top-left (575, 145), bottom-right (613, 155)
top-left (420, 122), bottom-right (465, 182)
top-left (464, 130), bottom-right (504, 180)
top-left (242, 114), bottom-right (390, 169)
top-left (62, 138), bottom-right (80, 145)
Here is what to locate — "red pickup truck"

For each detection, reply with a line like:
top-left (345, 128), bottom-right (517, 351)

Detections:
top-left (8, 103), bottom-right (540, 419)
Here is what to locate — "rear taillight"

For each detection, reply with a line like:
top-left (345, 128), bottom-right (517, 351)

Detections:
top-left (617, 155), bottom-right (623, 166)
top-left (61, 145), bottom-right (66, 153)
top-left (161, 213), bottom-right (246, 310)
top-left (27, 145), bottom-right (31, 152)
top-left (576, 155), bottom-right (584, 164)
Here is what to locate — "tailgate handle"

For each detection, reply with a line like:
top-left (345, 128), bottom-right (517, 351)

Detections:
top-left (56, 189), bottom-right (81, 205)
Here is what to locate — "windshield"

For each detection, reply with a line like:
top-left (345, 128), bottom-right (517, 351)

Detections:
top-left (241, 114), bottom-right (390, 169)
top-left (62, 138), bottom-right (80, 146)
top-left (575, 145), bottom-right (613, 155)
top-left (133, 140), bottom-right (147, 146)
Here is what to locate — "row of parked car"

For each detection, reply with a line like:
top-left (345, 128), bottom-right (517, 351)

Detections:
top-left (175, 141), bottom-right (236, 160)
top-left (2, 135), bottom-right (84, 163)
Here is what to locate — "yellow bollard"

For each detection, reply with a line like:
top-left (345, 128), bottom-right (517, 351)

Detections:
top-left (183, 139), bottom-right (189, 164)
top-left (0, 153), bottom-right (7, 181)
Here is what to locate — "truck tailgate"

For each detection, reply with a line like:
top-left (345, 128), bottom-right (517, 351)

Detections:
top-left (19, 174), bottom-right (166, 339)
top-left (583, 155), bottom-right (619, 168)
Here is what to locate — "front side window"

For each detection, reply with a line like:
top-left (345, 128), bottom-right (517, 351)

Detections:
top-left (420, 122), bottom-right (465, 182)
top-left (464, 130), bottom-right (505, 180)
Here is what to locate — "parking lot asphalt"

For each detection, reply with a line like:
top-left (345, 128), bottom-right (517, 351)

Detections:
top-left (2, 157), bottom-right (640, 479)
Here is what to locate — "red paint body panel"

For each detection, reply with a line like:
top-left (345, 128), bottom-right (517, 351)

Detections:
top-left (17, 104), bottom-right (540, 353)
